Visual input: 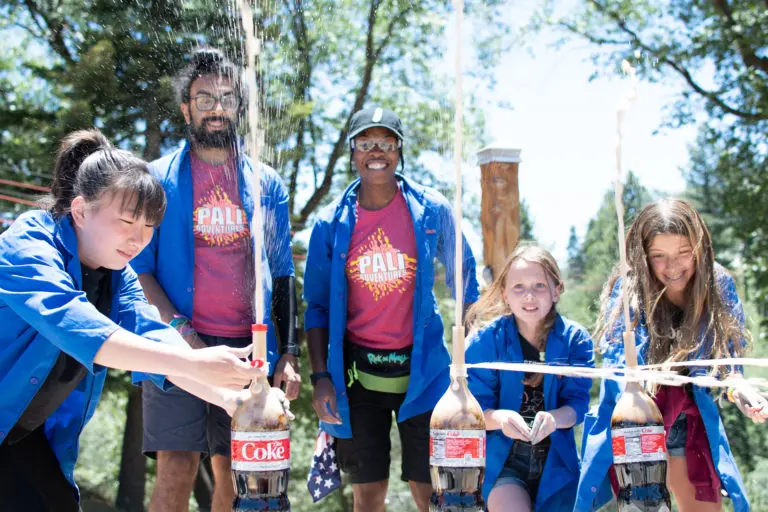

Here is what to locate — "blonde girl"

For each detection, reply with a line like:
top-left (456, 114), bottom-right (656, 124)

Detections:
top-left (465, 245), bottom-right (595, 512)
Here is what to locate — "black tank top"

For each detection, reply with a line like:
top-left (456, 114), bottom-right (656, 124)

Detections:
top-left (6, 265), bottom-right (112, 443)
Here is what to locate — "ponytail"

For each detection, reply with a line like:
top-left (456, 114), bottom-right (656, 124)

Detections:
top-left (39, 128), bottom-right (166, 224)
top-left (40, 130), bottom-right (112, 215)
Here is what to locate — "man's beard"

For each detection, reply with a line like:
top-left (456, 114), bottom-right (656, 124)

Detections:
top-left (188, 116), bottom-right (237, 149)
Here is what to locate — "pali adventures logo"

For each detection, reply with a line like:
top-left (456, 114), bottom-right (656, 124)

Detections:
top-left (193, 185), bottom-right (249, 246)
top-left (347, 227), bottom-right (417, 301)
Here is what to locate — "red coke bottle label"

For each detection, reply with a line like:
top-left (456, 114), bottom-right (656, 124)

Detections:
top-left (612, 425), bottom-right (667, 464)
top-left (231, 431), bottom-right (291, 471)
top-left (430, 429), bottom-right (486, 467)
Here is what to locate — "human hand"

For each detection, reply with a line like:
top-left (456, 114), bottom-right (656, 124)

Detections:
top-left (530, 411), bottom-right (557, 444)
top-left (188, 345), bottom-right (266, 390)
top-left (218, 386), bottom-right (295, 420)
top-left (733, 388), bottom-right (768, 424)
top-left (273, 354), bottom-right (301, 400)
top-left (499, 410), bottom-right (532, 442)
top-left (270, 386), bottom-right (296, 421)
top-left (312, 377), bottom-right (342, 425)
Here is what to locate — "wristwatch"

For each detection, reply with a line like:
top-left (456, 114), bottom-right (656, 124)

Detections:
top-left (310, 371), bottom-right (332, 386)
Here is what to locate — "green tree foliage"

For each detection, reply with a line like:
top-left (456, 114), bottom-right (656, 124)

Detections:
top-left (683, 125), bottom-right (768, 325)
top-left (540, 0), bottom-right (766, 126)
top-left (519, 199), bottom-right (534, 242)
top-left (558, 171), bottom-right (651, 328)
top-left (566, 225), bottom-right (585, 280)
top-left (0, 0), bottom-right (511, 225)
top-left (537, 0), bottom-right (768, 327)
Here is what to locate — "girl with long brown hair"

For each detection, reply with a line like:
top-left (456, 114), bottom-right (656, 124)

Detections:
top-left (577, 198), bottom-right (767, 512)
top-left (465, 245), bottom-right (595, 512)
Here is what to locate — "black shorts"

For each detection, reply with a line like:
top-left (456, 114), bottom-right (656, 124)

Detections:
top-left (0, 427), bottom-right (82, 511)
top-left (142, 333), bottom-right (251, 459)
top-left (336, 381), bottom-right (431, 484)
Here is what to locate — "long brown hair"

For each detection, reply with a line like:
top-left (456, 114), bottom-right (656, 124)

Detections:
top-left (597, 198), bottom-right (750, 376)
top-left (466, 245), bottom-right (564, 386)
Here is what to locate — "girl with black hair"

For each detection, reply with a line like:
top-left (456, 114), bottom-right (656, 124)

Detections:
top-left (0, 129), bottom-right (264, 511)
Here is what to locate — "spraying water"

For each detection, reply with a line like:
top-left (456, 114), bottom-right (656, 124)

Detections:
top-left (614, 59), bottom-right (639, 367)
top-left (237, 0), bottom-right (265, 361)
top-left (451, 0), bottom-right (466, 370)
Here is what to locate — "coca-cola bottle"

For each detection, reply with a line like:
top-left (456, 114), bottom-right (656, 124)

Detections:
top-left (611, 369), bottom-right (671, 511)
top-left (231, 324), bottom-right (291, 511)
top-left (429, 328), bottom-right (486, 512)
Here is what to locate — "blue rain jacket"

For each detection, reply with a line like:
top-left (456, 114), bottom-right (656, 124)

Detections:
top-left (576, 268), bottom-right (750, 511)
top-left (0, 211), bottom-right (181, 494)
top-left (132, 140), bottom-right (295, 372)
top-left (303, 174), bottom-right (480, 438)
top-left (466, 314), bottom-right (594, 509)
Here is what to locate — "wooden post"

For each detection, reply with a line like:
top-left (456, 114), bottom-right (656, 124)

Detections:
top-left (477, 144), bottom-right (522, 284)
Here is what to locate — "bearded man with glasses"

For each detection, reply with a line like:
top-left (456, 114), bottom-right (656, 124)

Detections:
top-left (131, 47), bottom-right (300, 512)
top-left (304, 106), bottom-right (480, 511)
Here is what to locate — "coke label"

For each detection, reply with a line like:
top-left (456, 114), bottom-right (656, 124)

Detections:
top-left (612, 425), bottom-right (666, 464)
top-left (430, 429), bottom-right (485, 467)
top-left (231, 431), bottom-right (290, 471)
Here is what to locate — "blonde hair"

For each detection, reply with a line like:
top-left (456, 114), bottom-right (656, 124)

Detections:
top-left (466, 245), bottom-right (564, 386)
top-left (597, 198), bottom-right (750, 377)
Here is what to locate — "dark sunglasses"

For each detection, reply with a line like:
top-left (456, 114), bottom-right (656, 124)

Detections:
top-left (352, 138), bottom-right (400, 152)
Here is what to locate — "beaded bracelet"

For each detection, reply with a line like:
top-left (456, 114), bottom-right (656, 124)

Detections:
top-left (726, 386), bottom-right (738, 404)
top-left (170, 314), bottom-right (196, 338)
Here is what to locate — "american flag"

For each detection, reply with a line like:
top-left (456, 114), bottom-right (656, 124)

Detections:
top-left (306, 429), bottom-right (342, 502)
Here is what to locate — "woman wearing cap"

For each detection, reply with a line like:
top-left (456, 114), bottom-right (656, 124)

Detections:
top-left (304, 106), bottom-right (480, 511)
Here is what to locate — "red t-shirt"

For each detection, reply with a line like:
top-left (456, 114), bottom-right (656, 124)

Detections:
top-left (191, 154), bottom-right (253, 337)
top-left (345, 188), bottom-right (417, 349)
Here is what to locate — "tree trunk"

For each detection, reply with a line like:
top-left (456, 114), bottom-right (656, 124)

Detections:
top-left (115, 387), bottom-right (146, 512)
top-left (143, 111), bottom-right (163, 162)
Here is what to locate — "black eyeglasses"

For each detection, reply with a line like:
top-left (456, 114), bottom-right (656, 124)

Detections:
top-left (191, 93), bottom-right (240, 112)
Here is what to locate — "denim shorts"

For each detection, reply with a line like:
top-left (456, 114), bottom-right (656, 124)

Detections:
top-left (492, 440), bottom-right (550, 501)
top-left (142, 333), bottom-right (251, 458)
top-left (666, 412), bottom-right (687, 457)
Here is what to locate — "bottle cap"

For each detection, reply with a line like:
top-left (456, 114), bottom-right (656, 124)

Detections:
top-left (449, 364), bottom-right (468, 378)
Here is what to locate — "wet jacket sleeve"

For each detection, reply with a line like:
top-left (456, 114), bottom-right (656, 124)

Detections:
top-left (264, 171), bottom-right (295, 279)
top-left (436, 200), bottom-right (480, 306)
top-left (303, 217), bottom-right (332, 331)
top-left (465, 328), bottom-right (500, 411)
top-left (717, 270), bottom-right (747, 370)
top-left (0, 230), bottom-right (118, 374)
top-left (558, 328), bottom-right (595, 424)
top-left (117, 265), bottom-right (185, 389)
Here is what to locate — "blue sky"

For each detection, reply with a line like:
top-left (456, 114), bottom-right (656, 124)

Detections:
top-left (441, 2), bottom-right (699, 266)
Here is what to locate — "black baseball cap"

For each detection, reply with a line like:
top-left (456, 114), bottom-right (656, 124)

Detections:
top-left (348, 107), bottom-right (405, 141)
